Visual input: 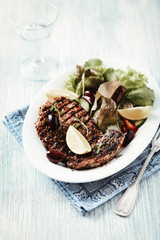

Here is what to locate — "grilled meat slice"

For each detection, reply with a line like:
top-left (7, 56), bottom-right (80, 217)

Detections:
top-left (35, 97), bottom-right (125, 169)
top-left (67, 130), bottom-right (124, 169)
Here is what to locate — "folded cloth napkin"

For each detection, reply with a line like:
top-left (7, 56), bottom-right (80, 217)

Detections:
top-left (2, 106), bottom-right (160, 215)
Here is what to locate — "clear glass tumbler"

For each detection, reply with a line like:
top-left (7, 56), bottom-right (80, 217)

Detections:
top-left (11, 1), bottom-right (58, 81)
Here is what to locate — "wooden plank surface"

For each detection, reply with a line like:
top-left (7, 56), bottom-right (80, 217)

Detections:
top-left (0, 0), bottom-right (160, 239)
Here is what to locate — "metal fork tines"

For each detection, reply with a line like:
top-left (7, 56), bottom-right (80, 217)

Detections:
top-left (152, 127), bottom-right (160, 151)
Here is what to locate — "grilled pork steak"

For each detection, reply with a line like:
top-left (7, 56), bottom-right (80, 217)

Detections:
top-left (35, 97), bottom-right (125, 169)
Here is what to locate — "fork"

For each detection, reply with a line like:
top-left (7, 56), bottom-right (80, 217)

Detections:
top-left (114, 128), bottom-right (160, 217)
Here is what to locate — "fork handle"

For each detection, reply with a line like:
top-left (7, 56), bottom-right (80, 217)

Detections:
top-left (114, 149), bottom-right (156, 217)
top-left (114, 183), bottom-right (139, 217)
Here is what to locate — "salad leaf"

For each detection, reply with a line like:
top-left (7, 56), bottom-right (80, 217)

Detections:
top-left (65, 73), bottom-right (77, 93)
top-left (90, 92), bottom-right (101, 115)
top-left (65, 74), bottom-right (83, 97)
top-left (119, 67), bottom-right (148, 90)
top-left (93, 98), bottom-right (119, 132)
top-left (103, 68), bottom-right (123, 82)
top-left (98, 81), bottom-right (121, 98)
top-left (85, 75), bottom-right (104, 89)
top-left (84, 58), bottom-right (103, 70)
top-left (76, 80), bottom-right (83, 96)
top-left (84, 59), bottom-right (106, 89)
top-left (124, 86), bottom-right (155, 106)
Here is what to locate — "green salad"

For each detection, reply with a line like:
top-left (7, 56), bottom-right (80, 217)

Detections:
top-left (65, 58), bottom-right (154, 107)
top-left (64, 58), bottom-right (155, 145)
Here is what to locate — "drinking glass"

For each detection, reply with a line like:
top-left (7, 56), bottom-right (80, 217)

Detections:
top-left (11, 1), bottom-right (58, 81)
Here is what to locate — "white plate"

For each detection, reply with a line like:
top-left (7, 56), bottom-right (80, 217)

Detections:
top-left (22, 60), bottom-right (160, 183)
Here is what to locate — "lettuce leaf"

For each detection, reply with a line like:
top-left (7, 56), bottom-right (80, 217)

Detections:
top-left (65, 73), bottom-right (78, 93)
top-left (75, 80), bottom-right (83, 96)
top-left (125, 87), bottom-right (155, 106)
top-left (120, 67), bottom-right (148, 90)
top-left (85, 75), bottom-right (104, 90)
top-left (83, 59), bottom-right (106, 89)
top-left (103, 68), bottom-right (124, 82)
top-left (84, 59), bottom-right (103, 70)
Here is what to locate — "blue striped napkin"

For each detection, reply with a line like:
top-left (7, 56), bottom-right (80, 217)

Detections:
top-left (2, 106), bottom-right (160, 215)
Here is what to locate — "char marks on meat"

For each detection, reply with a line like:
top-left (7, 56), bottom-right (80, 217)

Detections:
top-left (35, 97), bottom-right (125, 170)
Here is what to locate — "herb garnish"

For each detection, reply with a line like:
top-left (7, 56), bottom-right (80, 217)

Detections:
top-left (74, 122), bottom-right (81, 128)
top-left (50, 103), bottom-right (61, 117)
top-left (93, 134), bottom-right (106, 154)
top-left (74, 116), bottom-right (89, 135)
top-left (115, 154), bottom-right (122, 158)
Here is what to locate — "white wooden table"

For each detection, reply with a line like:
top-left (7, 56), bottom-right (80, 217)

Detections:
top-left (1, 0), bottom-right (160, 239)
